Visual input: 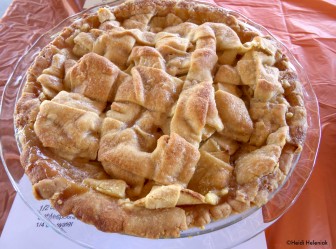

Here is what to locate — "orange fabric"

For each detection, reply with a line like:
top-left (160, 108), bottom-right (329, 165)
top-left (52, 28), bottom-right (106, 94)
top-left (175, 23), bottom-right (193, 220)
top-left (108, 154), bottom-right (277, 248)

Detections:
top-left (0, 1), bottom-right (335, 248)
top-left (215, 1), bottom-right (336, 248)
top-left (0, 0), bottom-right (85, 235)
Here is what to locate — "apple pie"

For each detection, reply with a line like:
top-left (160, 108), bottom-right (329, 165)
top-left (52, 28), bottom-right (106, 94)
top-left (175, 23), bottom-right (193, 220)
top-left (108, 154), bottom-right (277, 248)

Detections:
top-left (15, 0), bottom-right (307, 238)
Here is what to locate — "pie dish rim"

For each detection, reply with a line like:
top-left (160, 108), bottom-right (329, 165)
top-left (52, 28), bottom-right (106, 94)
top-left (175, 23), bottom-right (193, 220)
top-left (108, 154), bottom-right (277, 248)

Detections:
top-left (0, 0), bottom-right (320, 245)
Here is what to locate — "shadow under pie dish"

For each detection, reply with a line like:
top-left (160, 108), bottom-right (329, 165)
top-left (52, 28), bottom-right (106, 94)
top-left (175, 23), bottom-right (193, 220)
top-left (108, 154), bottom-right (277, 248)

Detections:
top-left (14, 0), bottom-right (308, 239)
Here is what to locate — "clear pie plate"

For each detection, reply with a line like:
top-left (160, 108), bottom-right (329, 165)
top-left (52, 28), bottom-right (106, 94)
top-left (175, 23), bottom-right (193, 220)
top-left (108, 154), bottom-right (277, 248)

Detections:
top-left (0, 0), bottom-right (321, 248)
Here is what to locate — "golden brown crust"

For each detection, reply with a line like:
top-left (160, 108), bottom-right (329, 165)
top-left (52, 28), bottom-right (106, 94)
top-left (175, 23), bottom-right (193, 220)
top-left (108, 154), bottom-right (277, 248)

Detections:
top-left (14, 0), bottom-right (307, 238)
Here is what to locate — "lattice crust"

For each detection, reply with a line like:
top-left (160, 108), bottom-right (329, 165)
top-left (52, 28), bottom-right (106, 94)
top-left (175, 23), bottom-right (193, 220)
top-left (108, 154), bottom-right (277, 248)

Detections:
top-left (15, 0), bottom-right (308, 238)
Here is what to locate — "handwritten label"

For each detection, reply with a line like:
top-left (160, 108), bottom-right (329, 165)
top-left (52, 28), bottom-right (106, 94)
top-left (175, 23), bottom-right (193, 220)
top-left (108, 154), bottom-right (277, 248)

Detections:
top-left (0, 176), bottom-right (268, 249)
top-left (35, 204), bottom-right (76, 231)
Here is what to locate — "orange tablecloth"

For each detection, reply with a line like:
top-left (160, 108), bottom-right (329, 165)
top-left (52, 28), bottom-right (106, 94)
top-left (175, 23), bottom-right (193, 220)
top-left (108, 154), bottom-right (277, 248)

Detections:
top-left (0, 1), bottom-right (335, 248)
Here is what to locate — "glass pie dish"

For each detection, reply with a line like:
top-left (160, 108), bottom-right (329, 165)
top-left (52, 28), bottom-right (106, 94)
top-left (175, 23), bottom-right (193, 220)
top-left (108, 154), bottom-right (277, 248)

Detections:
top-left (0, 0), bottom-right (320, 248)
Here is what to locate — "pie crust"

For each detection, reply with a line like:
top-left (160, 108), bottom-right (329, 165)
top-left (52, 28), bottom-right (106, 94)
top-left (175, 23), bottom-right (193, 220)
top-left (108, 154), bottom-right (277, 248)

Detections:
top-left (15, 0), bottom-right (307, 238)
